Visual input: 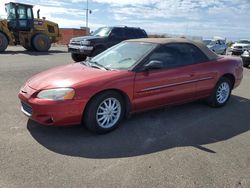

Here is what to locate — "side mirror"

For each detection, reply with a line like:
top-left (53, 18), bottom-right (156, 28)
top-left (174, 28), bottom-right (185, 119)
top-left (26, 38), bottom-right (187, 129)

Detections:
top-left (142, 60), bottom-right (164, 71)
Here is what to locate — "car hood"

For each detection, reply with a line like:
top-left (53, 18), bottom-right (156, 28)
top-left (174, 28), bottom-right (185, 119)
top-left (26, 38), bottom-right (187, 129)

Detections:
top-left (27, 63), bottom-right (119, 90)
top-left (71, 35), bottom-right (103, 42)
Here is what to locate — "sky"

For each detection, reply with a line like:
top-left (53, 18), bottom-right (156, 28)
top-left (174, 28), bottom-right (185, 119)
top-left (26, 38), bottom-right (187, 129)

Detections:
top-left (0, 0), bottom-right (249, 40)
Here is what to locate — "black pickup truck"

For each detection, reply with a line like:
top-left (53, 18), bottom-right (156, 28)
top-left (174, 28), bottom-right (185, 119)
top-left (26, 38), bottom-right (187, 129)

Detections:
top-left (68, 26), bottom-right (148, 62)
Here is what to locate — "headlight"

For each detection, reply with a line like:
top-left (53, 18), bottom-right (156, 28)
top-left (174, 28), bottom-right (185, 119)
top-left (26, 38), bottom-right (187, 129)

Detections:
top-left (80, 40), bottom-right (90, 45)
top-left (37, 88), bottom-right (75, 100)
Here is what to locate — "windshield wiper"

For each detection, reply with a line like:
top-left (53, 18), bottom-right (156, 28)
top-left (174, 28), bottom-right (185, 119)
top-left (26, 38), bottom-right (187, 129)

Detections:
top-left (117, 58), bottom-right (133, 64)
top-left (80, 61), bottom-right (89, 66)
top-left (89, 60), bottom-right (110, 70)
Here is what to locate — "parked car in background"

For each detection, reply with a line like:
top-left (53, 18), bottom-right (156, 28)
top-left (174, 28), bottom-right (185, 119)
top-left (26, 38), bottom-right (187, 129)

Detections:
top-left (231, 39), bottom-right (250, 55)
top-left (241, 50), bottom-right (250, 67)
top-left (204, 37), bottom-right (227, 55)
top-left (203, 39), bottom-right (212, 46)
top-left (19, 38), bottom-right (243, 133)
top-left (68, 26), bottom-right (148, 62)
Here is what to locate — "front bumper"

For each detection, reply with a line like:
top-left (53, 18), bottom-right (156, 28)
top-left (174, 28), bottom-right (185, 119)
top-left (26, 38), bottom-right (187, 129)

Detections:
top-left (18, 86), bottom-right (86, 126)
top-left (231, 48), bottom-right (244, 55)
top-left (68, 44), bottom-right (93, 55)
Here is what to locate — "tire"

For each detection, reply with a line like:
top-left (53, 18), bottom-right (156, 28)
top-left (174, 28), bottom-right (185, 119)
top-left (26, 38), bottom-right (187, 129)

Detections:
top-left (32, 34), bottom-right (51, 52)
top-left (243, 62), bottom-right (249, 68)
top-left (91, 47), bottom-right (105, 57)
top-left (71, 53), bottom-right (87, 62)
top-left (207, 77), bottom-right (232, 108)
top-left (23, 44), bottom-right (34, 51)
top-left (83, 91), bottom-right (125, 133)
top-left (0, 33), bottom-right (8, 52)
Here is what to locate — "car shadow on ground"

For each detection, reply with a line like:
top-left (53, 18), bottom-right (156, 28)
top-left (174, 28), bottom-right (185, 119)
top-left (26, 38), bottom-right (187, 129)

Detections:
top-left (27, 95), bottom-right (250, 159)
top-left (2, 49), bottom-right (67, 56)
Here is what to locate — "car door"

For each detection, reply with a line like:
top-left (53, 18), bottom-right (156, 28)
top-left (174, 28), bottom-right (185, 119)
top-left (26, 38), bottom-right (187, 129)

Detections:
top-left (182, 44), bottom-right (218, 98)
top-left (133, 44), bottom-right (201, 111)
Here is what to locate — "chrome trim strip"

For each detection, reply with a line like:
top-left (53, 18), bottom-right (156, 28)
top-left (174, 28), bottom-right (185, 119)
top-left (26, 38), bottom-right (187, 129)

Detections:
top-left (21, 106), bottom-right (32, 117)
top-left (139, 77), bottom-right (213, 92)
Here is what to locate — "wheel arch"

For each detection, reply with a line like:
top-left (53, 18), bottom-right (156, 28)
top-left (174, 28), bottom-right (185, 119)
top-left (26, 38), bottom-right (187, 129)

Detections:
top-left (94, 44), bottom-right (106, 50)
top-left (221, 73), bottom-right (235, 88)
top-left (91, 45), bottom-right (106, 57)
top-left (82, 89), bottom-right (132, 122)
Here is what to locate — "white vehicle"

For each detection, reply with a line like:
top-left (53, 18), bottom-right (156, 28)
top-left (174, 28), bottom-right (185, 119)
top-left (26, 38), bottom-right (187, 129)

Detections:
top-left (204, 37), bottom-right (227, 55)
top-left (231, 39), bottom-right (250, 55)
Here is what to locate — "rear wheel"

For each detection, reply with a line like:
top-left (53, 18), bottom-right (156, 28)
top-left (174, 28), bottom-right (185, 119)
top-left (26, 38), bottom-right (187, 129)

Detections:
top-left (32, 34), bottom-right (51, 52)
top-left (71, 53), bottom-right (87, 62)
top-left (207, 77), bottom-right (232, 107)
top-left (0, 33), bottom-right (8, 52)
top-left (83, 91), bottom-right (125, 133)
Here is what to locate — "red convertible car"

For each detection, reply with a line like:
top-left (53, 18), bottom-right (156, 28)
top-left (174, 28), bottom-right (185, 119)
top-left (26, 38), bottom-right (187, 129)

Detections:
top-left (19, 38), bottom-right (243, 133)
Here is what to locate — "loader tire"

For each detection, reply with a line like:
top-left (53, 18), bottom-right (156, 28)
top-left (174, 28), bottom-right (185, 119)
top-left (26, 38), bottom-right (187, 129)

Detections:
top-left (23, 44), bottom-right (34, 51)
top-left (0, 33), bottom-right (8, 52)
top-left (32, 34), bottom-right (51, 52)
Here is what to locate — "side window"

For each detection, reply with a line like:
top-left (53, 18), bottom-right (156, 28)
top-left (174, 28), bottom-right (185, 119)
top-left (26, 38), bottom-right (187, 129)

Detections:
top-left (17, 6), bottom-right (27, 19)
top-left (166, 43), bottom-right (208, 66)
top-left (7, 5), bottom-right (16, 19)
top-left (147, 43), bottom-right (208, 69)
top-left (110, 28), bottom-right (124, 39)
top-left (27, 8), bottom-right (33, 19)
top-left (124, 29), bottom-right (136, 39)
top-left (148, 46), bottom-right (181, 69)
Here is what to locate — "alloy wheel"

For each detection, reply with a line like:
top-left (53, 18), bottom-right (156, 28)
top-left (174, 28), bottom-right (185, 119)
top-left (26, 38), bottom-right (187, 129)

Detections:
top-left (96, 97), bottom-right (121, 129)
top-left (216, 82), bottom-right (230, 104)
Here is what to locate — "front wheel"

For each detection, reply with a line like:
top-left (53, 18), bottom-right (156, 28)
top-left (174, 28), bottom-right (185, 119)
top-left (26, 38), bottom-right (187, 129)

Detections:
top-left (32, 34), bottom-right (51, 52)
top-left (207, 77), bottom-right (232, 107)
top-left (243, 62), bottom-right (249, 68)
top-left (71, 53), bottom-right (87, 62)
top-left (83, 91), bottom-right (125, 133)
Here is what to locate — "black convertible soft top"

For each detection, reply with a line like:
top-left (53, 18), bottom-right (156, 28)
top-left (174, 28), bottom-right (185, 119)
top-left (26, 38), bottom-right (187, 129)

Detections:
top-left (127, 37), bottom-right (219, 60)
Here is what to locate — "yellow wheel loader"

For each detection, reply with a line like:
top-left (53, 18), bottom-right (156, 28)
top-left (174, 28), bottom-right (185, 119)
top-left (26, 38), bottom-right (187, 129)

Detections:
top-left (0, 2), bottom-right (61, 52)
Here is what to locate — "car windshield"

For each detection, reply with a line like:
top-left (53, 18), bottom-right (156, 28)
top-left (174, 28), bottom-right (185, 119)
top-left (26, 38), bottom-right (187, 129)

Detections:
top-left (90, 42), bottom-right (157, 70)
top-left (208, 41), bottom-right (217, 45)
top-left (6, 3), bottom-right (17, 19)
top-left (91, 27), bottom-right (112, 37)
top-left (238, 40), bottom-right (250, 44)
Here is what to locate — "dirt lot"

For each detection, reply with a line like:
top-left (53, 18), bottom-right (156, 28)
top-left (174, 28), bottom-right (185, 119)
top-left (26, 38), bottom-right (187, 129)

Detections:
top-left (0, 46), bottom-right (249, 188)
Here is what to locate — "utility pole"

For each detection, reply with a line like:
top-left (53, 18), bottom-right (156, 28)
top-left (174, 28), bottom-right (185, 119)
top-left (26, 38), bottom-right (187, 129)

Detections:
top-left (86, 0), bottom-right (89, 28)
top-left (85, 0), bottom-right (92, 33)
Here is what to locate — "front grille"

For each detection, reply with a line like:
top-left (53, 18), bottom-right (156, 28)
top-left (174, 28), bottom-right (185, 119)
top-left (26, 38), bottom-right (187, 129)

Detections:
top-left (234, 46), bottom-right (243, 49)
top-left (70, 41), bottom-right (81, 46)
top-left (21, 102), bottom-right (32, 116)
